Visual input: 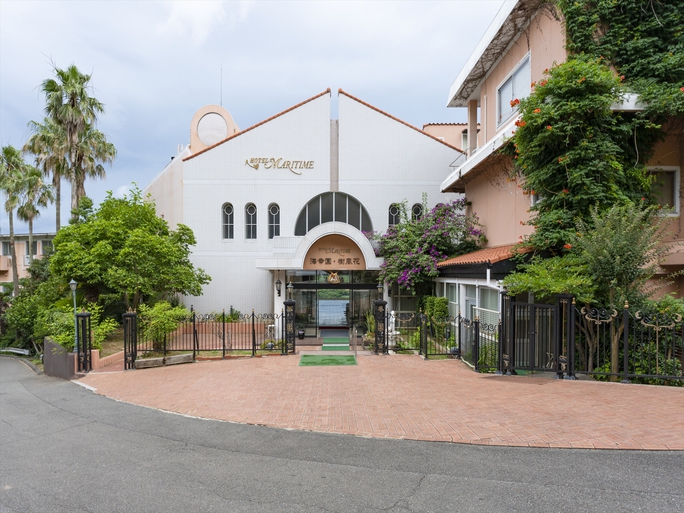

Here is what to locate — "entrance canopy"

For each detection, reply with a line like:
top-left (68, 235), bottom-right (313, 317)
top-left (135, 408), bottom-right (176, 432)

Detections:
top-left (255, 222), bottom-right (383, 271)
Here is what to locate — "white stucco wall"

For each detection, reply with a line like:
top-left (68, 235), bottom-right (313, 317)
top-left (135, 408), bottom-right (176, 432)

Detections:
top-left (181, 93), bottom-right (331, 313)
top-left (338, 93), bottom-right (463, 235)
top-left (146, 91), bottom-right (465, 314)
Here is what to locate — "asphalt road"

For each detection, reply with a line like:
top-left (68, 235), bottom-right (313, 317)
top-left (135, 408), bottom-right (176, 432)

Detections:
top-left (1, 357), bottom-right (682, 513)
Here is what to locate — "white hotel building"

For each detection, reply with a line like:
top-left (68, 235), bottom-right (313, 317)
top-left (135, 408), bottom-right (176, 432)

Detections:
top-left (144, 88), bottom-right (463, 336)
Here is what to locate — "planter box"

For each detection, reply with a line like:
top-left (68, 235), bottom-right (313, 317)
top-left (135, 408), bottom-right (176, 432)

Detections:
top-left (135, 357), bottom-right (164, 369)
top-left (164, 353), bottom-right (194, 366)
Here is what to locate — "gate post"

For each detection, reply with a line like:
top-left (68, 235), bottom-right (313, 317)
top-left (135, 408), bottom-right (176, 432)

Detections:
top-left (222, 309), bottom-right (226, 359)
top-left (76, 312), bottom-right (92, 373)
top-left (621, 301), bottom-right (631, 384)
top-left (497, 291), bottom-right (509, 375)
top-left (565, 298), bottom-right (577, 380)
top-left (284, 300), bottom-right (295, 354)
top-left (251, 309), bottom-right (256, 357)
top-left (420, 311), bottom-right (428, 359)
top-left (554, 294), bottom-right (573, 379)
top-left (473, 317), bottom-right (480, 372)
top-left (373, 299), bottom-right (388, 355)
top-left (123, 310), bottom-right (137, 371)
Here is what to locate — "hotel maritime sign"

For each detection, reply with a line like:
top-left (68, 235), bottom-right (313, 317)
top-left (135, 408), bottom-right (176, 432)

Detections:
top-left (245, 157), bottom-right (313, 175)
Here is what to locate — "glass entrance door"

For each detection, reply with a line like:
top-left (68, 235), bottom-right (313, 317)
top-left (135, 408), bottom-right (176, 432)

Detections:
top-left (317, 288), bottom-right (350, 329)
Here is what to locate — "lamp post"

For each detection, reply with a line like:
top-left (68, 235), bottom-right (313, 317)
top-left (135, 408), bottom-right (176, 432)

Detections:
top-left (377, 282), bottom-right (384, 300)
top-left (69, 279), bottom-right (78, 354)
top-left (286, 281), bottom-right (293, 300)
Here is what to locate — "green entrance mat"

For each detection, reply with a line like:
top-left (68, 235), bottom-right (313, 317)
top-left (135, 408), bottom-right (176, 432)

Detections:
top-left (299, 355), bottom-right (357, 366)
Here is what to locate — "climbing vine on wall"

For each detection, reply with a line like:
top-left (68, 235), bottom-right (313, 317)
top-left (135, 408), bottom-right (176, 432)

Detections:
top-left (502, 0), bottom-right (684, 252)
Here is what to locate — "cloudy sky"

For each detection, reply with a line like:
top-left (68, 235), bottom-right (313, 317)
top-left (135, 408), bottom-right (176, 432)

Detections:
top-left (0, 0), bottom-right (505, 234)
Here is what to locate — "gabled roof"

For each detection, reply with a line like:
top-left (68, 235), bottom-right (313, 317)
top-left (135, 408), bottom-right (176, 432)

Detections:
top-left (184, 89), bottom-right (331, 161)
top-left (437, 243), bottom-right (531, 268)
top-left (447, 0), bottom-right (555, 107)
top-left (339, 89), bottom-right (465, 154)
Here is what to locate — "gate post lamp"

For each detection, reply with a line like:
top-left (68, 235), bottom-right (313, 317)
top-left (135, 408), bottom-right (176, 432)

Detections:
top-left (69, 279), bottom-right (78, 354)
top-left (286, 281), bottom-right (293, 300)
top-left (275, 278), bottom-right (282, 297)
top-left (377, 282), bottom-right (384, 300)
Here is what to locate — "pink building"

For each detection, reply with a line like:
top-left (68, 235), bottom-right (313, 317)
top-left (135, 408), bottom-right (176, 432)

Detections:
top-left (431, 0), bottom-right (683, 320)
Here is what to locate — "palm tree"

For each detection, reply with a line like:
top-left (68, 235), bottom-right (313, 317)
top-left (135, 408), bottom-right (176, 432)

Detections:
top-left (71, 123), bottom-right (116, 205)
top-left (25, 117), bottom-right (66, 231)
top-left (41, 63), bottom-right (114, 219)
top-left (17, 166), bottom-right (54, 266)
top-left (0, 145), bottom-right (25, 295)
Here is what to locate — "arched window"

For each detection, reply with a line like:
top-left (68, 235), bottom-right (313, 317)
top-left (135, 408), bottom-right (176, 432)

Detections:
top-left (294, 192), bottom-right (372, 236)
top-left (268, 203), bottom-right (280, 239)
top-left (245, 203), bottom-right (257, 239)
top-left (411, 203), bottom-right (423, 221)
top-left (388, 203), bottom-right (401, 226)
top-left (222, 203), bottom-right (234, 239)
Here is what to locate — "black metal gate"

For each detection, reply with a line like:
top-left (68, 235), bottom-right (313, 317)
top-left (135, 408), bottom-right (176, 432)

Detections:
top-left (76, 312), bottom-right (92, 373)
top-left (123, 311), bottom-right (137, 370)
top-left (500, 294), bottom-right (570, 377)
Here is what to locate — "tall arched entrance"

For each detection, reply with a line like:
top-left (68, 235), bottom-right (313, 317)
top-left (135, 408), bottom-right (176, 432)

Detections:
top-left (287, 234), bottom-right (380, 337)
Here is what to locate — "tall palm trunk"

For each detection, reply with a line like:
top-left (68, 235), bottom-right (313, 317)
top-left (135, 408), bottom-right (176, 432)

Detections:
top-left (54, 175), bottom-right (61, 231)
top-left (27, 218), bottom-right (34, 266)
top-left (9, 212), bottom-right (18, 296)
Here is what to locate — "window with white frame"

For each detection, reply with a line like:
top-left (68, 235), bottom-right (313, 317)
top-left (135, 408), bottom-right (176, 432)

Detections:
top-left (476, 288), bottom-right (500, 327)
top-left (222, 203), bottom-right (234, 239)
top-left (649, 166), bottom-right (680, 214)
top-left (245, 203), bottom-right (257, 239)
top-left (268, 203), bottom-right (280, 239)
top-left (1, 241), bottom-right (10, 256)
top-left (461, 131), bottom-right (468, 152)
top-left (498, 55), bottom-right (530, 125)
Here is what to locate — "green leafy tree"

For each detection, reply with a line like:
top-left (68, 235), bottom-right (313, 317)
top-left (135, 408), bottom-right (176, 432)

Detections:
top-left (377, 197), bottom-right (485, 297)
top-left (50, 186), bottom-right (211, 308)
top-left (504, 203), bottom-right (680, 376)
top-left (137, 301), bottom-right (190, 351)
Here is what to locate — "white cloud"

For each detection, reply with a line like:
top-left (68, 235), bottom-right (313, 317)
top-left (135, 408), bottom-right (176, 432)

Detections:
top-left (115, 185), bottom-right (131, 199)
top-left (156, 0), bottom-right (252, 46)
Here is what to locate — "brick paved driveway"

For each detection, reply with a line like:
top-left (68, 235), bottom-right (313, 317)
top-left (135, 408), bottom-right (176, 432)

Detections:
top-left (79, 354), bottom-right (684, 450)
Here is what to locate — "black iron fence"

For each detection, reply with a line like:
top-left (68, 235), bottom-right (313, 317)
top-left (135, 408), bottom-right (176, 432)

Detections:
top-left (499, 294), bottom-right (683, 385)
top-left (570, 303), bottom-right (684, 384)
top-left (123, 308), bottom-right (295, 367)
top-left (374, 301), bottom-right (466, 358)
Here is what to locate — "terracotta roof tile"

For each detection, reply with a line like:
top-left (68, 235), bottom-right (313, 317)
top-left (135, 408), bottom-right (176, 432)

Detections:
top-left (437, 243), bottom-right (532, 268)
top-left (184, 89), bottom-right (331, 161)
top-left (338, 89), bottom-right (465, 154)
